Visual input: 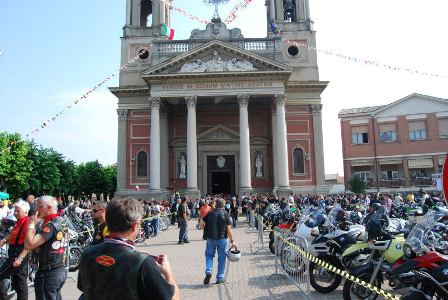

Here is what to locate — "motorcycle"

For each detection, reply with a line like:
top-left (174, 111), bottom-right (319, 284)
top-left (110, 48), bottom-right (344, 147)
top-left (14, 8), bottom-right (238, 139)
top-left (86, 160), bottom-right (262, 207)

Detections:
top-left (342, 206), bottom-right (407, 300)
top-left (392, 207), bottom-right (448, 299)
top-left (309, 208), bottom-right (368, 293)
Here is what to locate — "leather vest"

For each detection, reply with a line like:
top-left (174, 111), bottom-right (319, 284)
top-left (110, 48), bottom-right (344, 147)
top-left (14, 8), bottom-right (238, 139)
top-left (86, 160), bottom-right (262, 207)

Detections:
top-left (79, 241), bottom-right (147, 300)
top-left (36, 216), bottom-right (66, 270)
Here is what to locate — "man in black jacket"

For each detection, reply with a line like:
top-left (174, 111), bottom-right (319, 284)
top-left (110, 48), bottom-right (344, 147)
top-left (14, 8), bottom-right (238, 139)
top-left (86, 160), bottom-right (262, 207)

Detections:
top-left (78, 197), bottom-right (179, 300)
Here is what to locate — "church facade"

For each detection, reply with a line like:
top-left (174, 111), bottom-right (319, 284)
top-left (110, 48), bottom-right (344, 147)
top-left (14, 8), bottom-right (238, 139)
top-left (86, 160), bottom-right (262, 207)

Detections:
top-left (111, 0), bottom-right (328, 199)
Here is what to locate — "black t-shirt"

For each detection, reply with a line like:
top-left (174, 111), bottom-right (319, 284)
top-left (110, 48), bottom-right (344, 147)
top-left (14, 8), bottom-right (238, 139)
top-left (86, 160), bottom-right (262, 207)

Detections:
top-left (137, 257), bottom-right (175, 300)
top-left (177, 204), bottom-right (186, 220)
top-left (203, 209), bottom-right (232, 240)
top-left (28, 202), bottom-right (37, 217)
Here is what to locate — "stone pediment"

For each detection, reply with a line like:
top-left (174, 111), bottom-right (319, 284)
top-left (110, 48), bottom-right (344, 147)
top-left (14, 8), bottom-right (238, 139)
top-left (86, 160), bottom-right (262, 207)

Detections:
top-left (143, 40), bottom-right (292, 79)
top-left (197, 125), bottom-right (239, 142)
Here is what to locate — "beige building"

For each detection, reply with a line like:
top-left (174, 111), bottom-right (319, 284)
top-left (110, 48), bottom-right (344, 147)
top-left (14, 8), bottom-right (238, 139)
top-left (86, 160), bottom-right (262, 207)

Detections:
top-left (339, 94), bottom-right (448, 192)
top-left (110, 0), bottom-right (328, 200)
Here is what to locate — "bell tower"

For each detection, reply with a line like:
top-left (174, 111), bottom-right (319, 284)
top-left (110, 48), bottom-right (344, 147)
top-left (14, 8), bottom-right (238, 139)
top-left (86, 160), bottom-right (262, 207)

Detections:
top-left (120, 0), bottom-right (173, 86)
top-left (266, 0), bottom-right (317, 80)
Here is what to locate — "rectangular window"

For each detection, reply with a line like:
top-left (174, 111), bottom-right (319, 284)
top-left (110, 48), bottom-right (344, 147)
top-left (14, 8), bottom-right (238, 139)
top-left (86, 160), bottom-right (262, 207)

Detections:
top-left (409, 129), bottom-right (427, 140)
top-left (408, 120), bottom-right (427, 140)
top-left (380, 131), bottom-right (397, 142)
top-left (438, 118), bottom-right (448, 137)
top-left (354, 171), bottom-right (371, 181)
top-left (351, 132), bottom-right (368, 144)
top-left (381, 170), bottom-right (399, 180)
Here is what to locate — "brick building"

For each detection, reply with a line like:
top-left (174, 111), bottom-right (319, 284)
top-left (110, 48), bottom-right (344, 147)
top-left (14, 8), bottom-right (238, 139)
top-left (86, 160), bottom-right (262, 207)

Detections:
top-left (339, 94), bottom-right (448, 192)
top-left (110, 0), bottom-right (328, 199)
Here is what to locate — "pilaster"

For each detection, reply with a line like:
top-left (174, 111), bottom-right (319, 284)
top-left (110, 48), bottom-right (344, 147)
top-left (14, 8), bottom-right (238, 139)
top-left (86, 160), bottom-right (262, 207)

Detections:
top-left (149, 97), bottom-right (161, 191)
top-left (117, 109), bottom-right (128, 192)
top-left (311, 104), bottom-right (327, 193)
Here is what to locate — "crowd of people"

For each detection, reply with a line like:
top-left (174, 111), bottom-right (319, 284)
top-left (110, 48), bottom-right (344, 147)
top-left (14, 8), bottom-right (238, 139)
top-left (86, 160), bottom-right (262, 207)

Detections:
top-left (0, 188), bottom-right (442, 299)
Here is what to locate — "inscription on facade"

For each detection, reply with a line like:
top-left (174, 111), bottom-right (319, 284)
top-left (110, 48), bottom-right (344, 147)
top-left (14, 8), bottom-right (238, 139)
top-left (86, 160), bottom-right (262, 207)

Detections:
top-left (161, 81), bottom-right (274, 91)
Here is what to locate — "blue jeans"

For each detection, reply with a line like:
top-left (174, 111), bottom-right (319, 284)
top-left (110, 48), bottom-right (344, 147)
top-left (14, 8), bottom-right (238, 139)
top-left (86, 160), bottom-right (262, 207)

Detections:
top-left (205, 238), bottom-right (228, 281)
top-left (151, 218), bottom-right (159, 236)
top-left (179, 219), bottom-right (188, 242)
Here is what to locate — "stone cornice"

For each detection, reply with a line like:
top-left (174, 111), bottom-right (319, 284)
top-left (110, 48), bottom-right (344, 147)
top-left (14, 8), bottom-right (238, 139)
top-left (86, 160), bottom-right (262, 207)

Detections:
top-left (148, 75), bottom-right (287, 85)
top-left (285, 81), bottom-right (329, 93)
top-left (143, 70), bottom-right (291, 83)
top-left (109, 86), bottom-right (151, 97)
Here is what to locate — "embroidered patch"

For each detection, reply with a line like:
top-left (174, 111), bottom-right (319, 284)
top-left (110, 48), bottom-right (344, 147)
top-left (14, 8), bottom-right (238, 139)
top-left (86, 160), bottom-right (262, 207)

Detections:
top-left (96, 255), bottom-right (116, 267)
top-left (56, 232), bottom-right (63, 241)
top-left (42, 226), bottom-right (50, 233)
top-left (51, 241), bottom-right (61, 250)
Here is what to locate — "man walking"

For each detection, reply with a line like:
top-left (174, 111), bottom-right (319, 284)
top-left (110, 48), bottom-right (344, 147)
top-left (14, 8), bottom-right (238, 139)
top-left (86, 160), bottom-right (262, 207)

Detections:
top-left (200, 198), bottom-right (237, 285)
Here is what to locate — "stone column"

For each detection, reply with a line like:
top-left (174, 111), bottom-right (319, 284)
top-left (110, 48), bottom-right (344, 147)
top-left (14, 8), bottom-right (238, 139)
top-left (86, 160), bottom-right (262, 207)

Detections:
top-left (272, 111), bottom-right (278, 192)
top-left (238, 95), bottom-right (252, 193)
top-left (152, 0), bottom-right (160, 27)
top-left (274, 94), bottom-right (291, 191)
top-left (186, 96), bottom-right (199, 191)
top-left (149, 97), bottom-right (161, 191)
top-left (311, 104), bottom-right (327, 193)
top-left (116, 109), bottom-right (128, 192)
top-left (160, 1), bottom-right (166, 24)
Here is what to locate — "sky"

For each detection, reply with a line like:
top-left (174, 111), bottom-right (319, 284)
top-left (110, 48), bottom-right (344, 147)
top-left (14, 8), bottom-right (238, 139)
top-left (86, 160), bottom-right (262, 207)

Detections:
top-left (1, 0), bottom-right (448, 175)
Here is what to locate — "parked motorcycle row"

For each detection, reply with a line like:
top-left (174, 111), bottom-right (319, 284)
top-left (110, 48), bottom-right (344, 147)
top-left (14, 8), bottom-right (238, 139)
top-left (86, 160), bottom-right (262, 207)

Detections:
top-left (258, 199), bottom-right (448, 299)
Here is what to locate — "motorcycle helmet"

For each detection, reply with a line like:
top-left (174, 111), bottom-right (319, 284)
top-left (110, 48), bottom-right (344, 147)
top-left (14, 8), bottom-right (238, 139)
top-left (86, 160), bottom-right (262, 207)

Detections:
top-left (227, 246), bottom-right (241, 262)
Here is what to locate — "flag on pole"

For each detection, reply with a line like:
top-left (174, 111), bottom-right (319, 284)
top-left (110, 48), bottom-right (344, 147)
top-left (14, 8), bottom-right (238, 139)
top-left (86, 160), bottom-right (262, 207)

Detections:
top-left (135, 185), bottom-right (140, 191)
top-left (161, 24), bottom-right (175, 40)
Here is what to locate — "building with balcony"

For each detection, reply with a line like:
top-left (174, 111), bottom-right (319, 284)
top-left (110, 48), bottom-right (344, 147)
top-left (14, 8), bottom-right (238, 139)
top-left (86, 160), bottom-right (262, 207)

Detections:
top-left (110, 0), bottom-right (328, 200)
top-left (339, 94), bottom-right (448, 192)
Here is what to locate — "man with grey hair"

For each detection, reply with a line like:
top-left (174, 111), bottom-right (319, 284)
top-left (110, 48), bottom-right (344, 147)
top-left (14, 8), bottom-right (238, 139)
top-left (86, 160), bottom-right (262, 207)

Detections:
top-left (200, 198), bottom-right (237, 285)
top-left (25, 195), bottom-right (67, 300)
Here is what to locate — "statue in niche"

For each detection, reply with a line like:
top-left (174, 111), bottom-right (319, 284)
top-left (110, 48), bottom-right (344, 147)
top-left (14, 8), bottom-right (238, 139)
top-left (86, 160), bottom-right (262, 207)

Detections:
top-left (178, 154), bottom-right (186, 179)
top-left (255, 153), bottom-right (263, 177)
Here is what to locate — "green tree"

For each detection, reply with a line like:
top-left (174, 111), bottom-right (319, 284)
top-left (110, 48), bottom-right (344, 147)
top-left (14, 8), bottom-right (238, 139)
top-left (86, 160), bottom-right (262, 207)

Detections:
top-left (0, 132), bottom-right (32, 197)
top-left (103, 165), bottom-right (117, 200)
top-left (27, 143), bottom-right (61, 196)
top-left (78, 161), bottom-right (108, 199)
top-left (348, 175), bottom-right (366, 194)
top-left (58, 159), bottom-right (77, 200)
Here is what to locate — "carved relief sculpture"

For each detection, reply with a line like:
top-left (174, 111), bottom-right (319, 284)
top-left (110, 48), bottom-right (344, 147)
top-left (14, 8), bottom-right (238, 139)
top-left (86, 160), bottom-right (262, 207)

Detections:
top-left (179, 51), bottom-right (257, 73)
top-left (217, 156), bottom-right (226, 168)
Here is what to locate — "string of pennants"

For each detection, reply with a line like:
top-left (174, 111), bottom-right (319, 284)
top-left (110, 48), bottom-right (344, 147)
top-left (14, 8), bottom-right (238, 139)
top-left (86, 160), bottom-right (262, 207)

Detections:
top-left (2, 0), bottom-right (447, 155)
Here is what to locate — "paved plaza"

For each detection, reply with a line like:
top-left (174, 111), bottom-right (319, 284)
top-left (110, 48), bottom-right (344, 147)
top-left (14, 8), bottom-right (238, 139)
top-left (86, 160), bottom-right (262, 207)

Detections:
top-left (45, 218), bottom-right (345, 300)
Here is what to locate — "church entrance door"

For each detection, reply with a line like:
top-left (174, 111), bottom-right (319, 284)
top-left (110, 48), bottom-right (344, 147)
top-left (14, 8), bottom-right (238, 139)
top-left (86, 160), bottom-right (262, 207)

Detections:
top-left (207, 155), bottom-right (235, 195)
top-left (211, 172), bottom-right (231, 194)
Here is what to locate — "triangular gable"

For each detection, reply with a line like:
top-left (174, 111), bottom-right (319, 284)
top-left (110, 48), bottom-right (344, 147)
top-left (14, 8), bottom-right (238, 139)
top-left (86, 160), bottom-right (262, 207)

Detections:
top-left (143, 40), bottom-right (292, 78)
top-left (197, 125), bottom-right (239, 142)
top-left (373, 93), bottom-right (448, 117)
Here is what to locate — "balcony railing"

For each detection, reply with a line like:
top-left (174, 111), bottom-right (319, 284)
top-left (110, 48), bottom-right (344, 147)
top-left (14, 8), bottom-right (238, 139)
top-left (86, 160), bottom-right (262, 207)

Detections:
top-left (409, 178), bottom-right (433, 186)
top-left (378, 179), bottom-right (406, 188)
top-left (153, 38), bottom-right (278, 55)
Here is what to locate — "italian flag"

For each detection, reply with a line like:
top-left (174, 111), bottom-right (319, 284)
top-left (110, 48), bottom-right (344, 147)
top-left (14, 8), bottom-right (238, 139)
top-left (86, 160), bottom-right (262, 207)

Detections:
top-left (161, 24), bottom-right (175, 40)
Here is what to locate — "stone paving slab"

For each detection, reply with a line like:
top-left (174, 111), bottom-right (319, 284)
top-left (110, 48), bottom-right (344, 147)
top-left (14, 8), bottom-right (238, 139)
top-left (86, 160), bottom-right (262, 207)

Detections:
top-left (25, 219), bottom-right (346, 299)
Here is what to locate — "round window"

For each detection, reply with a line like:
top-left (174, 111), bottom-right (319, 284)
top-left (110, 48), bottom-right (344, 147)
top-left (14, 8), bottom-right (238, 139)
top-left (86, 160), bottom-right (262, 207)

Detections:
top-left (138, 49), bottom-right (149, 60)
top-left (287, 45), bottom-right (299, 57)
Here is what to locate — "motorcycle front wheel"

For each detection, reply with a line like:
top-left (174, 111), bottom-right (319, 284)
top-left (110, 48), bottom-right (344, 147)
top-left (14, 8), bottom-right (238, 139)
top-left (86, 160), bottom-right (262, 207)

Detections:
top-left (342, 272), bottom-right (381, 300)
top-left (309, 256), bottom-right (342, 293)
top-left (69, 247), bottom-right (83, 272)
